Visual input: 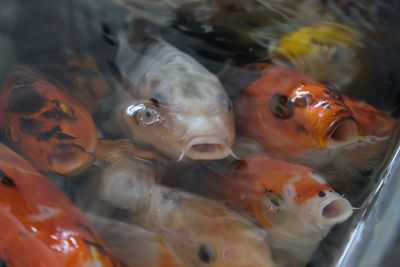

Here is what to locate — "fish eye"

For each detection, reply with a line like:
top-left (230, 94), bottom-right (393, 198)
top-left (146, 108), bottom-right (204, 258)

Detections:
top-left (326, 85), bottom-right (343, 102)
top-left (270, 94), bottom-right (293, 119)
top-left (150, 92), bottom-right (167, 107)
top-left (0, 170), bottom-right (16, 187)
top-left (198, 244), bottom-right (215, 263)
top-left (218, 94), bottom-right (233, 112)
top-left (126, 103), bottom-right (162, 126)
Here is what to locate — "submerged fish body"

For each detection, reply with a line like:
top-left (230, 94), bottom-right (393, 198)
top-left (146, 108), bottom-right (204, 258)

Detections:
top-left (84, 163), bottom-right (277, 267)
top-left (0, 65), bottom-right (97, 176)
top-left (0, 143), bottom-right (118, 267)
top-left (115, 38), bottom-right (235, 161)
top-left (162, 156), bottom-right (353, 267)
top-left (86, 213), bottom-right (184, 267)
top-left (271, 22), bottom-right (362, 87)
top-left (236, 64), bottom-right (398, 174)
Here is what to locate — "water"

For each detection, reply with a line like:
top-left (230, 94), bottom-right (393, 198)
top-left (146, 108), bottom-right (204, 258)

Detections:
top-left (1, 0), bottom-right (400, 266)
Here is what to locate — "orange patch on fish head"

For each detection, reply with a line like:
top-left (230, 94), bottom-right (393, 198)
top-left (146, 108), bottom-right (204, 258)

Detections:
top-left (2, 74), bottom-right (97, 176)
top-left (287, 83), bottom-right (358, 149)
top-left (238, 66), bottom-right (358, 156)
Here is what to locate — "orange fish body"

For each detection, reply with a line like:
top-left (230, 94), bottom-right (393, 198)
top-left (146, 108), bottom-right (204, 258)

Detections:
top-left (0, 66), bottom-right (98, 176)
top-left (0, 143), bottom-right (119, 267)
top-left (236, 64), bottom-right (398, 171)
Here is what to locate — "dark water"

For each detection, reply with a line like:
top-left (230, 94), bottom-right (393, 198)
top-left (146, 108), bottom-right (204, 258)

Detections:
top-left (1, 0), bottom-right (400, 266)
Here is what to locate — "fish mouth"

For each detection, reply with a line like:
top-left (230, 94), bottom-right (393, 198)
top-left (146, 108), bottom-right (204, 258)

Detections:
top-left (325, 116), bottom-right (358, 148)
top-left (183, 136), bottom-right (231, 160)
top-left (318, 196), bottom-right (353, 227)
top-left (48, 143), bottom-right (93, 176)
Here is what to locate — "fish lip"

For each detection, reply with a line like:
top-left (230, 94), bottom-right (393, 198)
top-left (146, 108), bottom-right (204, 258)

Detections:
top-left (324, 114), bottom-right (359, 148)
top-left (48, 143), bottom-right (93, 175)
top-left (183, 136), bottom-right (231, 160)
top-left (318, 196), bottom-right (353, 227)
top-left (326, 113), bottom-right (355, 137)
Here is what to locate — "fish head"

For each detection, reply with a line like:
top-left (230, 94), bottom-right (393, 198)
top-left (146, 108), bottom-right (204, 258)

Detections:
top-left (162, 193), bottom-right (276, 267)
top-left (233, 157), bottom-right (352, 247)
top-left (286, 82), bottom-right (358, 149)
top-left (0, 66), bottom-right (97, 176)
top-left (238, 66), bottom-right (359, 156)
top-left (124, 67), bottom-right (235, 161)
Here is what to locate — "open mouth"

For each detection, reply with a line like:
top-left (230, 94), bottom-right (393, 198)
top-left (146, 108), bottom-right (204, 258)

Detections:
top-left (326, 116), bottom-right (358, 148)
top-left (319, 196), bottom-right (353, 227)
top-left (184, 136), bottom-right (231, 160)
top-left (48, 143), bottom-right (93, 175)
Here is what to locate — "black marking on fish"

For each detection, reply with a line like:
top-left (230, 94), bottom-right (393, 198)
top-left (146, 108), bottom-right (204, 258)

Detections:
top-left (9, 86), bottom-right (46, 113)
top-left (76, 221), bottom-right (96, 239)
top-left (0, 259), bottom-right (8, 267)
top-left (198, 244), bottom-right (214, 263)
top-left (42, 109), bottom-right (72, 120)
top-left (20, 118), bottom-right (41, 133)
top-left (325, 85), bottom-right (344, 102)
top-left (270, 94), bottom-right (294, 119)
top-left (321, 101), bottom-right (331, 109)
top-left (0, 170), bottom-right (16, 187)
top-left (36, 126), bottom-right (62, 141)
top-left (294, 121), bottom-right (308, 134)
top-left (318, 191), bottom-right (326, 197)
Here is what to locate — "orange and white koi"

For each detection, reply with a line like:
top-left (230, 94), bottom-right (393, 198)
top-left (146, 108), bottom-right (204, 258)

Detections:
top-left (0, 143), bottom-right (119, 267)
top-left (162, 156), bottom-right (353, 267)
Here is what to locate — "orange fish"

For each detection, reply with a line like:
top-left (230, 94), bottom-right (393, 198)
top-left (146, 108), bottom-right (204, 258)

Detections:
top-left (0, 65), bottom-right (98, 176)
top-left (162, 156), bottom-right (353, 267)
top-left (236, 64), bottom-right (398, 174)
top-left (0, 143), bottom-right (119, 267)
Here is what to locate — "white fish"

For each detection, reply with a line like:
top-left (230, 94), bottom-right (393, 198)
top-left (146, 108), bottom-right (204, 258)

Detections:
top-left (114, 36), bottom-right (235, 161)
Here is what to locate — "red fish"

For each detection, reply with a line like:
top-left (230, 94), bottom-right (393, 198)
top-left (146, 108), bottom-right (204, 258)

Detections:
top-left (0, 65), bottom-right (98, 176)
top-left (0, 143), bottom-right (119, 267)
top-left (236, 64), bottom-right (398, 174)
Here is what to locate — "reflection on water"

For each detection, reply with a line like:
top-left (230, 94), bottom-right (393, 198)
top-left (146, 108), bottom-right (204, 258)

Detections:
top-left (0, 0), bottom-right (400, 267)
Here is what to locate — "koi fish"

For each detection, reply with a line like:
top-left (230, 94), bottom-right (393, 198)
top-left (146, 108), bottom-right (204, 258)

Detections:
top-left (0, 143), bottom-right (119, 267)
top-left (0, 65), bottom-right (98, 176)
top-left (270, 22), bottom-right (362, 87)
top-left (162, 156), bottom-right (353, 267)
top-left (86, 213), bottom-right (184, 267)
top-left (80, 163), bottom-right (277, 267)
top-left (236, 64), bottom-right (398, 176)
top-left (114, 37), bottom-right (235, 161)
